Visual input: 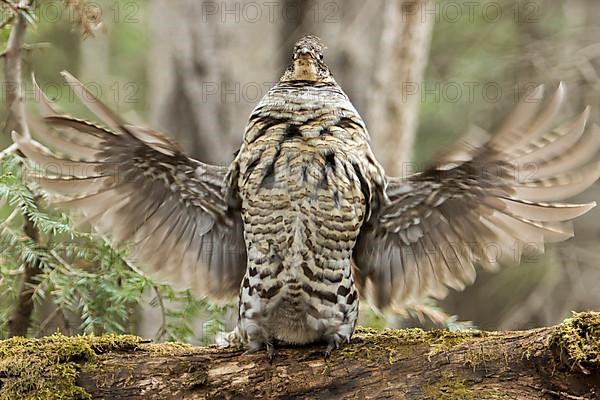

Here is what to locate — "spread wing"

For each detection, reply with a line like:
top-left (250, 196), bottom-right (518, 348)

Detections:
top-left (12, 72), bottom-right (246, 300)
top-left (354, 84), bottom-right (600, 311)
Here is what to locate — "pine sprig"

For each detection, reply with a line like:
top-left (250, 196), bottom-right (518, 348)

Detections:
top-left (0, 153), bottom-right (223, 341)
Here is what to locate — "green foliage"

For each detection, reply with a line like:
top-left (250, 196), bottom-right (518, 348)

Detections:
top-left (0, 153), bottom-right (225, 342)
top-left (149, 285), bottom-right (231, 344)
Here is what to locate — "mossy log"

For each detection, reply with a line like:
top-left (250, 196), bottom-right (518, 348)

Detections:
top-left (0, 313), bottom-right (598, 399)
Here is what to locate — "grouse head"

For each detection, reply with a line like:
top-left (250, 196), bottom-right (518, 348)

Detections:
top-left (281, 35), bottom-right (335, 83)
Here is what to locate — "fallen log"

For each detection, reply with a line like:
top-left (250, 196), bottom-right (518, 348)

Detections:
top-left (0, 312), bottom-right (598, 399)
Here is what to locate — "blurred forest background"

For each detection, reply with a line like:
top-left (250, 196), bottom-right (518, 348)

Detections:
top-left (1, 0), bottom-right (600, 342)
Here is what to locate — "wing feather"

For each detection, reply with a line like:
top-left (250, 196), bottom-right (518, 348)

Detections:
top-left (13, 73), bottom-right (246, 300)
top-left (354, 84), bottom-right (598, 311)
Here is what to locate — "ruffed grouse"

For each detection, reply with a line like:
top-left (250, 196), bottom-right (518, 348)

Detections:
top-left (14, 35), bottom-right (600, 357)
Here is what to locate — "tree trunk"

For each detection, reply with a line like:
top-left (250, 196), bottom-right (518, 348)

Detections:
top-left (367, 0), bottom-right (435, 175)
top-left (148, 0), bottom-right (234, 163)
top-left (1, 313), bottom-right (598, 399)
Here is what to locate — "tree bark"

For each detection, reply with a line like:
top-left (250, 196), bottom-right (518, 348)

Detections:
top-left (148, 0), bottom-right (234, 164)
top-left (367, 0), bottom-right (435, 175)
top-left (7, 312), bottom-right (591, 399)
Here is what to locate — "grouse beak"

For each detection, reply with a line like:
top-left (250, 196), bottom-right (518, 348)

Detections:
top-left (290, 48), bottom-right (320, 81)
top-left (294, 47), bottom-right (313, 60)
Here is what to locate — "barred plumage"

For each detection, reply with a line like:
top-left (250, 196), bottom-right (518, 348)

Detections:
top-left (13, 35), bottom-right (600, 357)
top-left (226, 74), bottom-right (384, 352)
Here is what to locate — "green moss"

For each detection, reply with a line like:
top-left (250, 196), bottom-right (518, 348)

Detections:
top-left (423, 371), bottom-right (474, 400)
top-left (427, 331), bottom-right (486, 360)
top-left (423, 371), bottom-right (511, 400)
top-left (335, 327), bottom-right (429, 363)
top-left (336, 326), bottom-right (484, 364)
top-left (551, 311), bottom-right (600, 372)
top-left (0, 333), bottom-right (141, 400)
top-left (142, 341), bottom-right (194, 355)
top-left (464, 344), bottom-right (505, 370)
